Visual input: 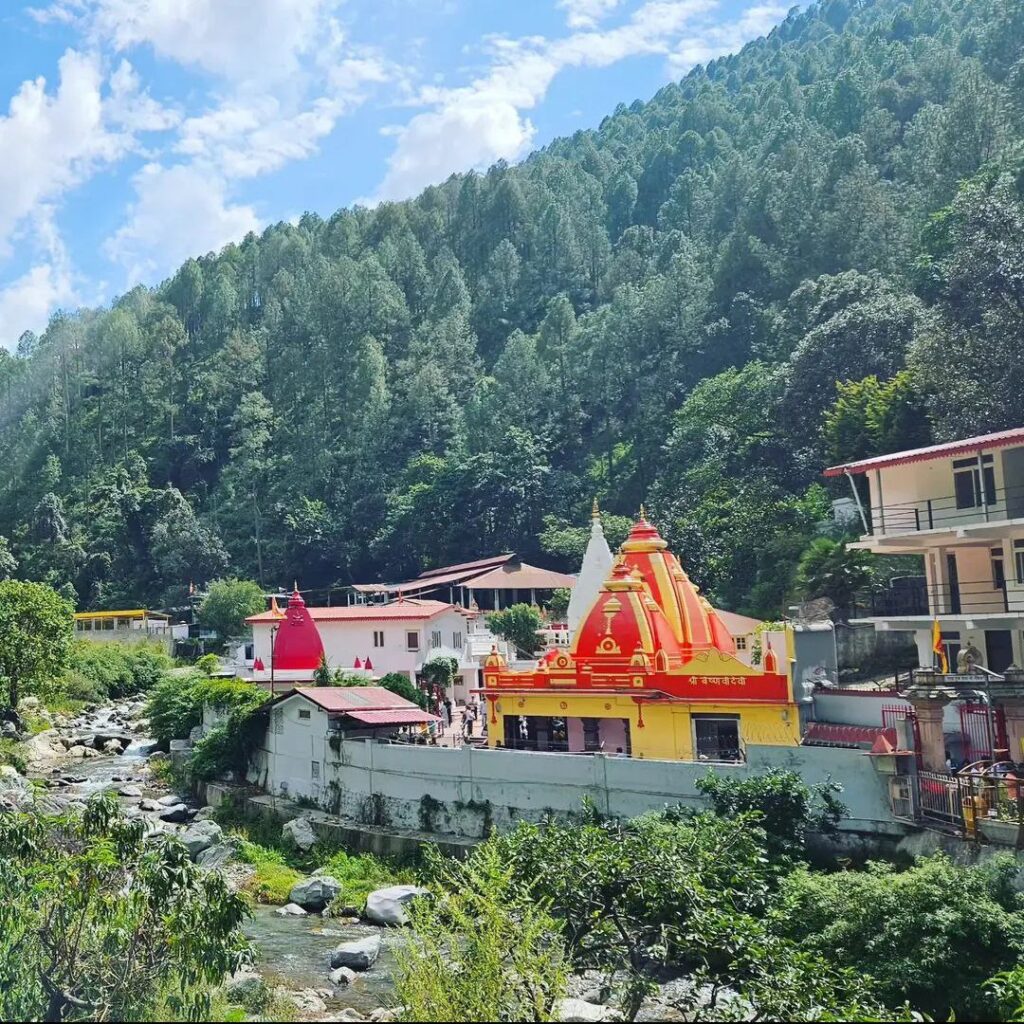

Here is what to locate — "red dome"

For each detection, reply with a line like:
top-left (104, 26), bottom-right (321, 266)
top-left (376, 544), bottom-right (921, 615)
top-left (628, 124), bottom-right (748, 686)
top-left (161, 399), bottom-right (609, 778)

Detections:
top-left (273, 588), bottom-right (325, 671)
top-left (618, 513), bottom-right (719, 655)
top-left (572, 562), bottom-right (683, 668)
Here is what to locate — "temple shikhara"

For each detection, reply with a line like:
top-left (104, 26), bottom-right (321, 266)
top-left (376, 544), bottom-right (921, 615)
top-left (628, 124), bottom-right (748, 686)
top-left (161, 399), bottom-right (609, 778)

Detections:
top-left (482, 511), bottom-right (800, 760)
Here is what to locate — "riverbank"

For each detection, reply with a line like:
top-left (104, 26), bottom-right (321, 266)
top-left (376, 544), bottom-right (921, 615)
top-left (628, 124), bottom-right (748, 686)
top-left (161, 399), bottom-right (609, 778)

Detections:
top-left (3, 696), bottom-right (408, 1023)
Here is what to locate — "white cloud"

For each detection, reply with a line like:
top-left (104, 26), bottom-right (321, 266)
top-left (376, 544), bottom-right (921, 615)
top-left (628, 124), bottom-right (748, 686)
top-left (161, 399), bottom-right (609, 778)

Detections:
top-left (667, 2), bottom-right (790, 74)
top-left (89, 0), bottom-right (343, 85)
top-left (105, 163), bottom-right (259, 284)
top-left (372, 0), bottom-right (716, 202)
top-left (0, 211), bottom-right (77, 348)
top-left (0, 49), bottom-right (126, 258)
top-left (557, 0), bottom-right (623, 30)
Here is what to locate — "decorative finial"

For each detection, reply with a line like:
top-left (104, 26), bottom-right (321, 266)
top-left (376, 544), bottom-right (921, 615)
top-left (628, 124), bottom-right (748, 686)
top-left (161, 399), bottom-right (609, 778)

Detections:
top-left (293, 580), bottom-right (298, 592)
top-left (592, 497), bottom-right (600, 519)
top-left (639, 503), bottom-right (647, 521)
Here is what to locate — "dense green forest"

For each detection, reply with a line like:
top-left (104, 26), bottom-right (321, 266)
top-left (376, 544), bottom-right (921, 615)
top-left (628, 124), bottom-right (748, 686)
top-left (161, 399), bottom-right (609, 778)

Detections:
top-left (1, 0), bottom-right (1022, 615)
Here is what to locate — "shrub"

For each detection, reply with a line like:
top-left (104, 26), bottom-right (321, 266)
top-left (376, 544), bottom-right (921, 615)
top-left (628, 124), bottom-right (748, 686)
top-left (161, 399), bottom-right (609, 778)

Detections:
top-left (379, 671), bottom-right (428, 709)
top-left (69, 640), bottom-right (173, 699)
top-left (486, 604), bottom-right (544, 658)
top-left (196, 653), bottom-right (222, 676)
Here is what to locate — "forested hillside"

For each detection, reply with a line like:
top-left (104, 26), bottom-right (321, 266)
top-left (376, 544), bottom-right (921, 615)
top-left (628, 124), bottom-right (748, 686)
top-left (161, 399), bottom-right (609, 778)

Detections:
top-left (1, 0), bottom-right (1022, 616)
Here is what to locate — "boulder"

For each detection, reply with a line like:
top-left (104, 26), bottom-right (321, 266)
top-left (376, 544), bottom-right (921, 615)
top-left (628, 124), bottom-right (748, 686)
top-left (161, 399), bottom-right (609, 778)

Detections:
top-left (66, 745), bottom-right (89, 759)
top-left (224, 969), bottom-right (267, 1010)
top-left (103, 738), bottom-right (125, 755)
top-left (363, 885), bottom-right (429, 927)
top-left (329, 965), bottom-right (357, 986)
top-left (369, 1010), bottom-right (402, 1023)
top-left (158, 802), bottom-right (190, 823)
top-left (0, 765), bottom-right (35, 810)
top-left (555, 998), bottom-right (623, 1023)
top-left (276, 988), bottom-right (327, 1014)
top-left (330, 935), bottom-right (381, 972)
top-left (193, 804), bottom-right (217, 820)
top-left (276, 902), bottom-right (308, 917)
top-left (289, 875), bottom-right (342, 912)
top-left (21, 730), bottom-right (65, 765)
top-left (157, 793), bottom-right (185, 806)
top-left (139, 798), bottom-right (162, 811)
top-left (196, 842), bottom-right (240, 871)
top-left (181, 819), bottom-right (223, 859)
top-left (282, 815), bottom-right (318, 851)
top-left (118, 784), bottom-right (143, 798)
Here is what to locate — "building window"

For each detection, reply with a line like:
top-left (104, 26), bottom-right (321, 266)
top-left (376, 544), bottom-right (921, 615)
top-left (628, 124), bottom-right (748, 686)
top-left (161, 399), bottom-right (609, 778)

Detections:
top-left (940, 631), bottom-right (961, 673)
top-left (1016, 541), bottom-right (1024, 586)
top-left (954, 455), bottom-right (996, 510)
top-left (298, 708), bottom-right (311, 721)
top-left (993, 547), bottom-right (1006, 591)
top-left (453, 631), bottom-right (463, 650)
top-left (373, 630), bottom-right (384, 648)
top-left (693, 714), bottom-right (742, 763)
top-left (736, 636), bottom-right (748, 651)
top-left (311, 760), bottom-right (320, 779)
top-left (431, 630), bottom-right (442, 648)
top-left (273, 709), bottom-right (284, 735)
top-left (407, 631), bottom-right (420, 651)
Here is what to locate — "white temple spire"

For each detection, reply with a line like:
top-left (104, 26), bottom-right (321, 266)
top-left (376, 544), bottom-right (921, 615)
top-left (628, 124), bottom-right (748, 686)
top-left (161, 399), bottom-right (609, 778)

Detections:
top-left (568, 499), bottom-right (614, 638)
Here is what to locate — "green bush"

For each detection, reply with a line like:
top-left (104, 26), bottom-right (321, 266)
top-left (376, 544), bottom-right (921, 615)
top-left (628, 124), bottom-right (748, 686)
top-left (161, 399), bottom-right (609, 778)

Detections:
top-left (68, 640), bottom-right (173, 700)
top-left (196, 653), bottom-right (222, 676)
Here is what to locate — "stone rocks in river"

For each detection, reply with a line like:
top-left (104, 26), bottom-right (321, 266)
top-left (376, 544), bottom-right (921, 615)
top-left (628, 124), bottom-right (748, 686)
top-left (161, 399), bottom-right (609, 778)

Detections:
top-left (282, 814), bottom-right (318, 851)
top-left (66, 745), bottom-right (89, 759)
top-left (21, 729), bottom-right (65, 765)
top-left (157, 793), bottom-right (185, 806)
top-left (276, 902), bottom-right (308, 917)
top-left (118, 784), bottom-right (143, 798)
top-left (289, 875), bottom-right (342, 912)
top-left (129, 738), bottom-right (161, 757)
top-left (193, 804), bottom-right (217, 820)
top-left (103, 738), bottom-right (126, 755)
top-left (158, 802), bottom-right (189, 823)
top-left (363, 885), bottom-right (429, 927)
top-left (330, 935), bottom-right (381, 972)
top-left (328, 965), bottom-right (357, 986)
top-left (0, 765), bottom-right (35, 810)
top-left (369, 1010), bottom-right (402, 1023)
top-left (139, 798), bottom-right (162, 811)
top-left (196, 842), bottom-right (240, 871)
top-left (555, 998), bottom-right (623, 1022)
top-left (224, 969), bottom-right (267, 1010)
top-left (276, 987), bottom-right (328, 1014)
top-left (181, 819), bottom-right (223, 858)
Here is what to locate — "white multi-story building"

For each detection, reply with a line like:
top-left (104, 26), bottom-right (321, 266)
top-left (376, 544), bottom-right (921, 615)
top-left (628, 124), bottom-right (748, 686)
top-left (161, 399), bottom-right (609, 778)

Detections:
top-left (826, 426), bottom-right (1024, 674)
top-left (245, 596), bottom-right (511, 703)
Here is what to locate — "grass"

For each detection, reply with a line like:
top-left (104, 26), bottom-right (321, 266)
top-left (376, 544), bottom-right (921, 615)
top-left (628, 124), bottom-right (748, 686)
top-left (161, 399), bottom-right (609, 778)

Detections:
top-left (213, 797), bottom-right (420, 909)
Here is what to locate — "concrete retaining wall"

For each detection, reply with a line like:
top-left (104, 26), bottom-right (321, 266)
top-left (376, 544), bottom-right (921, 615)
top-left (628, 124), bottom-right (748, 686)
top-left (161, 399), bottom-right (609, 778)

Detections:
top-left (248, 734), bottom-right (907, 840)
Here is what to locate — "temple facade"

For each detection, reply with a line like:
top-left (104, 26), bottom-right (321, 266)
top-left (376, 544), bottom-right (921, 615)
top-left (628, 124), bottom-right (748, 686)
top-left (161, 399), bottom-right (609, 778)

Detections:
top-left (482, 513), bottom-right (801, 761)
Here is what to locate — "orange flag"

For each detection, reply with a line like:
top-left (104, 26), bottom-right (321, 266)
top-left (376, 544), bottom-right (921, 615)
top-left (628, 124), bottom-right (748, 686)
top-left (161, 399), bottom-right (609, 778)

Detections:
top-left (932, 620), bottom-right (949, 673)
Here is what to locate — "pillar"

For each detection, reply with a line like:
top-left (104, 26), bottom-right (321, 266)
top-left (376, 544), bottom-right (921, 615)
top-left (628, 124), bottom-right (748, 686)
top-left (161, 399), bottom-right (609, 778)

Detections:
top-left (909, 697), bottom-right (950, 773)
top-left (1000, 699), bottom-right (1024, 761)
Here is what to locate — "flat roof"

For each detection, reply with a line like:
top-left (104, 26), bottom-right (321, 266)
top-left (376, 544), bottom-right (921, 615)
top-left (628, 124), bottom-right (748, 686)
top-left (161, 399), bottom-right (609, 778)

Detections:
top-left (74, 609), bottom-right (170, 621)
top-left (823, 426), bottom-right (1024, 478)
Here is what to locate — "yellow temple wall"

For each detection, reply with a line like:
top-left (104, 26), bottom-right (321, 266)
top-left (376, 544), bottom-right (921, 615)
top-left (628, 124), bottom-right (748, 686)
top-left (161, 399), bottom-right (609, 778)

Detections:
top-left (487, 691), bottom-right (801, 761)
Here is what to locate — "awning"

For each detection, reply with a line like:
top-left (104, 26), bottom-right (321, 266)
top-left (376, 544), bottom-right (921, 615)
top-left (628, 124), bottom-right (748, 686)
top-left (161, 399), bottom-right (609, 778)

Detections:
top-left (344, 709), bottom-right (439, 726)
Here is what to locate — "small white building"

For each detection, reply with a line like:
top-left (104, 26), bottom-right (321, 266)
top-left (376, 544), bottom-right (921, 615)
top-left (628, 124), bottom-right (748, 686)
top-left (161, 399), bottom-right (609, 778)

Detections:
top-left (259, 686), bottom-right (437, 803)
top-left (246, 595), bottom-right (510, 703)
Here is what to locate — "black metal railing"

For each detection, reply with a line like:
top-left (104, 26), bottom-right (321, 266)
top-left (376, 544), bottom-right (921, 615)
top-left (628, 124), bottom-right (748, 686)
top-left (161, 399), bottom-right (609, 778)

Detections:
top-left (867, 480), bottom-right (1024, 537)
top-left (855, 576), bottom-right (1024, 618)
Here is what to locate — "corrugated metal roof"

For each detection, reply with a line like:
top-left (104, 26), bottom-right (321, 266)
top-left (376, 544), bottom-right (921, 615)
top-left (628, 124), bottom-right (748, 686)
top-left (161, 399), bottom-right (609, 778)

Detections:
top-left (345, 708), bottom-right (439, 725)
top-left (417, 554), bottom-right (513, 579)
top-left (287, 686), bottom-right (421, 712)
top-left (823, 426), bottom-right (1024, 478)
top-left (801, 722), bottom-right (885, 748)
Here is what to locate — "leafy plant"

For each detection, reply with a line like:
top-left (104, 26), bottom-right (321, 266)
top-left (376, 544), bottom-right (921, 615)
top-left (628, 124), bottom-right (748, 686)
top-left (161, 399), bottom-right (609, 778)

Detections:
top-left (486, 604), bottom-right (545, 659)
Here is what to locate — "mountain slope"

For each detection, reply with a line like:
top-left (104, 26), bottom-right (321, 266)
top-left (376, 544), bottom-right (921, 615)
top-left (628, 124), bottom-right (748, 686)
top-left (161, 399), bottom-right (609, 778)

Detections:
top-left (0, 0), bottom-right (1021, 615)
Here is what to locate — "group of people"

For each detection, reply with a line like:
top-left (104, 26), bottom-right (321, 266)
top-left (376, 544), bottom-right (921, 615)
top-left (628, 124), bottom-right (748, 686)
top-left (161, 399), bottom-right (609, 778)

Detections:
top-left (435, 696), bottom-right (483, 741)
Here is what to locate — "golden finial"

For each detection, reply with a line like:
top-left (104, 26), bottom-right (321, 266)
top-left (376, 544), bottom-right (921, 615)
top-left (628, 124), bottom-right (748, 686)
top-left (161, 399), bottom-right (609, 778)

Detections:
top-left (639, 503), bottom-right (647, 521)
top-left (592, 497), bottom-right (600, 519)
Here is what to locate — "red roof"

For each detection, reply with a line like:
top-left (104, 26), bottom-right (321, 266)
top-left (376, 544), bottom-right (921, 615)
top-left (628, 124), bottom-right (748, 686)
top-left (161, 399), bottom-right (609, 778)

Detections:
top-left (248, 599), bottom-right (454, 625)
top-left (285, 686), bottom-right (421, 713)
top-left (272, 589), bottom-right (325, 672)
top-left (824, 426), bottom-right (1024, 478)
top-left (802, 722), bottom-right (885, 748)
top-left (346, 708), bottom-right (438, 725)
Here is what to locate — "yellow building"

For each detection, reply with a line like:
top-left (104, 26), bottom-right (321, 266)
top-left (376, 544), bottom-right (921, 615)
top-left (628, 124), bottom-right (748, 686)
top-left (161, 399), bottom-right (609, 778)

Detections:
top-left (481, 514), bottom-right (801, 761)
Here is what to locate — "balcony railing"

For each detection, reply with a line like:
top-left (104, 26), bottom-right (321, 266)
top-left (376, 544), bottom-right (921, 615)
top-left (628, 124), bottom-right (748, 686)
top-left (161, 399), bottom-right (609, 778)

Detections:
top-left (867, 481), bottom-right (1024, 537)
top-left (855, 576), bottom-right (1024, 619)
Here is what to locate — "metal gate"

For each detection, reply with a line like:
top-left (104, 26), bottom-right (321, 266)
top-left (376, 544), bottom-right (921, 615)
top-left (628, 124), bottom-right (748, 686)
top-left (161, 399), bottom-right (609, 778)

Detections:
top-left (882, 704), bottom-right (922, 767)
top-left (917, 770), bottom-right (967, 829)
top-left (960, 704), bottom-right (1009, 760)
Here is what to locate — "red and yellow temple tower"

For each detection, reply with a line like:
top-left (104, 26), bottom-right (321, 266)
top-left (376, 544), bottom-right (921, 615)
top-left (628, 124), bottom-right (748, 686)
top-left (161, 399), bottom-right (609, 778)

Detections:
top-left (482, 513), bottom-right (800, 760)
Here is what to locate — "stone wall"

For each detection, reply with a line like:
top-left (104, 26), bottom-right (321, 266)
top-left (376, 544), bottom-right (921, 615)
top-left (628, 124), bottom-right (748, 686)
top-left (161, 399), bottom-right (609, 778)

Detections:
top-left (835, 622), bottom-right (917, 679)
top-left (248, 734), bottom-right (908, 841)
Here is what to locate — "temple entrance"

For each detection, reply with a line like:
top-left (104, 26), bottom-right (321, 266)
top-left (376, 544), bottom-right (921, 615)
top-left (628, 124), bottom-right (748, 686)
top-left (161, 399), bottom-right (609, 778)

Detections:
top-left (692, 714), bottom-right (742, 762)
top-left (503, 715), bottom-right (632, 754)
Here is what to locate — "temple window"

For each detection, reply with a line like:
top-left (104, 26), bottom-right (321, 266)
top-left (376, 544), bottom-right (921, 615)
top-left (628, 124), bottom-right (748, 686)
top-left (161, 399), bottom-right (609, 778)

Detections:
top-left (736, 636), bottom-right (748, 651)
top-left (693, 714), bottom-right (741, 762)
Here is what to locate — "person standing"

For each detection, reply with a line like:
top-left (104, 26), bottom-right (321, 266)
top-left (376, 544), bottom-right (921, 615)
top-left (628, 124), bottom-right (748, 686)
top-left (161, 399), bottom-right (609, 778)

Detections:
top-left (439, 700), bottom-right (450, 735)
top-left (463, 703), bottom-right (475, 739)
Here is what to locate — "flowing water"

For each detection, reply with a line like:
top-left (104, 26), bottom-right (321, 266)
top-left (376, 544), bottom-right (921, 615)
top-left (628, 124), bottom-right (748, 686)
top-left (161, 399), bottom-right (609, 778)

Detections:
top-left (46, 737), bottom-right (399, 1016)
top-left (244, 906), bottom-right (398, 1015)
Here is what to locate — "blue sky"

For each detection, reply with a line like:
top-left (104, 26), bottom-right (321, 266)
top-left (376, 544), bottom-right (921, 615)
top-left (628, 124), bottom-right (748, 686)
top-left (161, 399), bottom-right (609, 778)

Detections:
top-left (0, 0), bottom-right (793, 349)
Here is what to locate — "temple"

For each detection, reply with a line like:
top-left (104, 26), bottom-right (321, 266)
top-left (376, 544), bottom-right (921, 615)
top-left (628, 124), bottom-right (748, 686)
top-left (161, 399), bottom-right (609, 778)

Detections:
top-left (482, 512), bottom-right (801, 760)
